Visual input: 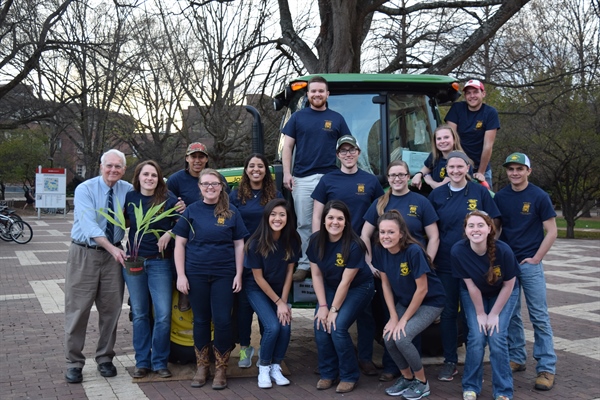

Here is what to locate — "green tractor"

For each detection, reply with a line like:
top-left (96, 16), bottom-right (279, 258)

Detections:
top-left (221, 73), bottom-right (460, 191)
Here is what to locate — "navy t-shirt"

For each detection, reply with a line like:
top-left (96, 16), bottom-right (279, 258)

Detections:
top-left (363, 191), bottom-right (439, 246)
top-left (306, 234), bottom-right (373, 290)
top-left (124, 191), bottom-right (179, 258)
top-left (230, 189), bottom-right (284, 236)
top-left (172, 201), bottom-right (248, 276)
top-left (444, 102), bottom-right (500, 169)
top-left (494, 183), bottom-right (556, 262)
top-left (311, 169), bottom-right (384, 234)
top-left (451, 239), bottom-right (520, 298)
top-left (372, 243), bottom-right (446, 308)
top-left (167, 169), bottom-right (230, 207)
top-left (244, 238), bottom-right (301, 295)
top-left (282, 107), bottom-right (351, 177)
top-left (428, 182), bottom-right (500, 273)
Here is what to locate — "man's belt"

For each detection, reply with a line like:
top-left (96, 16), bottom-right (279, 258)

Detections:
top-left (71, 241), bottom-right (121, 251)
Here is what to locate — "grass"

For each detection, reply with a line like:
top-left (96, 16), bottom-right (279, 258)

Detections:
top-left (555, 216), bottom-right (600, 239)
top-left (557, 230), bottom-right (600, 240)
top-left (555, 216), bottom-right (600, 230)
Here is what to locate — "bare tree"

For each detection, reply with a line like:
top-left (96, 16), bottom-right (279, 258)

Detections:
top-left (160, 0), bottom-right (276, 168)
top-left (0, 0), bottom-right (75, 101)
top-left (489, 0), bottom-right (600, 237)
top-left (275, 0), bottom-right (531, 74)
top-left (31, 0), bottom-right (141, 178)
top-left (116, 13), bottom-right (188, 176)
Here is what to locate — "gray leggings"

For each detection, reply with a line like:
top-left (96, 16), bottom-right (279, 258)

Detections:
top-left (384, 304), bottom-right (443, 372)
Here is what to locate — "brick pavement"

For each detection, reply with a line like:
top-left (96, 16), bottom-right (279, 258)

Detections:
top-left (1, 213), bottom-right (599, 399)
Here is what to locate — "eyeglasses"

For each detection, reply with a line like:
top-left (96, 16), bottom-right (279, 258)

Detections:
top-left (388, 173), bottom-right (408, 180)
top-left (200, 182), bottom-right (222, 188)
top-left (104, 164), bottom-right (124, 170)
top-left (338, 148), bottom-right (358, 156)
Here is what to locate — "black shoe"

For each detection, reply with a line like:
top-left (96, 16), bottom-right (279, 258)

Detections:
top-left (65, 367), bottom-right (83, 383)
top-left (379, 372), bottom-right (400, 382)
top-left (358, 360), bottom-right (378, 376)
top-left (156, 368), bottom-right (172, 378)
top-left (133, 367), bottom-right (150, 378)
top-left (97, 362), bottom-right (117, 377)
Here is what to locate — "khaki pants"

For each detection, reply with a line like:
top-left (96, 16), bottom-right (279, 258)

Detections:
top-left (64, 243), bottom-right (124, 368)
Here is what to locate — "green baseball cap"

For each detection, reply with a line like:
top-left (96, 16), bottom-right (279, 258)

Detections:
top-left (503, 152), bottom-right (531, 168)
top-left (336, 135), bottom-right (360, 151)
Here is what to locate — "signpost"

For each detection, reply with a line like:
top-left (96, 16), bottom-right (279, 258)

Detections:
top-left (35, 166), bottom-right (67, 219)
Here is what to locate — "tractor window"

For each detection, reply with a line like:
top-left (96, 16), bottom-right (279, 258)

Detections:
top-left (327, 94), bottom-right (382, 175)
top-left (388, 94), bottom-right (435, 174)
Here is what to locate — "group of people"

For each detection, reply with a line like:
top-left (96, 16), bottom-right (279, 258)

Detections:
top-left (279, 76), bottom-right (557, 399)
top-left (63, 76), bottom-right (557, 400)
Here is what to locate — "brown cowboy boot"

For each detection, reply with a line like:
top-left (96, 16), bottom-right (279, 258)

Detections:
top-left (190, 345), bottom-right (210, 388)
top-left (211, 345), bottom-right (231, 390)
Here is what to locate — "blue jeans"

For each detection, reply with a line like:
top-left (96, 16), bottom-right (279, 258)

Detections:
top-left (356, 301), bottom-right (375, 362)
top-left (188, 274), bottom-right (235, 354)
top-left (460, 284), bottom-right (519, 399)
top-left (314, 280), bottom-right (374, 383)
top-left (508, 261), bottom-right (557, 374)
top-left (484, 166), bottom-right (493, 188)
top-left (235, 284), bottom-right (254, 347)
top-left (123, 258), bottom-right (173, 370)
top-left (437, 271), bottom-right (459, 364)
top-left (246, 289), bottom-right (291, 365)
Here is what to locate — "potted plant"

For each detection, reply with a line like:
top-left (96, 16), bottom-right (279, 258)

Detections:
top-left (97, 198), bottom-right (186, 275)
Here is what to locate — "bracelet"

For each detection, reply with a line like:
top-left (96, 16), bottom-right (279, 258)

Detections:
top-left (275, 297), bottom-right (281, 304)
top-left (319, 304), bottom-right (328, 308)
top-left (413, 171), bottom-right (423, 176)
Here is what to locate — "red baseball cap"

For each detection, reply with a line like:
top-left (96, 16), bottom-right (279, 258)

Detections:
top-left (463, 79), bottom-right (485, 92)
top-left (186, 142), bottom-right (209, 156)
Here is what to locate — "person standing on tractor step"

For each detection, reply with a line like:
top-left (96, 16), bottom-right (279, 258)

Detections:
top-left (281, 76), bottom-right (352, 282)
top-left (64, 149), bottom-right (132, 384)
top-left (445, 79), bottom-right (500, 188)
top-left (494, 152), bottom-right (558, 391)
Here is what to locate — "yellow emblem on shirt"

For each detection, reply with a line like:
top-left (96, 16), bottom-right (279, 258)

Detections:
top-left (400, 262), bottom-right (410, 276)
top-left (357, 184), bottom-right (365, 193)
top-left (408, 205), bottom-right (418, 217)
top-left (217, 216), bottom-right (225, 225)
top-left (324, 120), bottom-right (332, 130)
top-left (335, 253), bottom-right (346, 267)
top-left (522, 202), bottom-right (531, 214)
top-left (493, 266), bottom-right (502, 278)
top-left (467, 199), bottom-right (478, 210)
top-left (476, 121), bottom-right (483, 129)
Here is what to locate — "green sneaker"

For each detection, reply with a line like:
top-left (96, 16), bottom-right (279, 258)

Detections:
top-left (238, 346), bottom-right (254, 368)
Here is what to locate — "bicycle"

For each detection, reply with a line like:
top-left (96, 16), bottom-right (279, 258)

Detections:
top-left (0, 214), bottom-right (33, 244)
top-left (0, 205), bottom-right (23, 221)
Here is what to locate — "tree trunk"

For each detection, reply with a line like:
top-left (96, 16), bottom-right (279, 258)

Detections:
top-left (565, 220), bottom-right (575, 239)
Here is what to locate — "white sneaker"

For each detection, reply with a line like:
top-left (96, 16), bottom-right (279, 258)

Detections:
top-left (269, 363), bottom-right (290, 386)
top-left (258, 365), bottom-right (272, 389)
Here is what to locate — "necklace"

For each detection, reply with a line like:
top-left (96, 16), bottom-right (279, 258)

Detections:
top-left (252, 189), bottom-right (261, 199)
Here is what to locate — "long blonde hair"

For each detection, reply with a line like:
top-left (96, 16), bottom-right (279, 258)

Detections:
top-left (431, 124), bottom-right (464, 163)
top-left (199, 169), bottom-right (232, 219)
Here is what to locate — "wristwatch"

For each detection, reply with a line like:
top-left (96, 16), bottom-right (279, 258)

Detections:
top-left (330, 306), bottom-right (339, 313)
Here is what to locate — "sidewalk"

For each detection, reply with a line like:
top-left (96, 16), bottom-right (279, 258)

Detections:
top-left (1, 214), bottom-right (599, 399)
